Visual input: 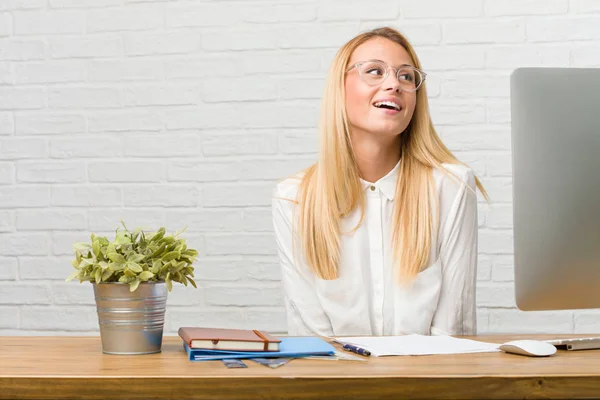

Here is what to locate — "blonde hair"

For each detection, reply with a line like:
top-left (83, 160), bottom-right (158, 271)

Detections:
top-left (295, 27), bottom-right (488, 284)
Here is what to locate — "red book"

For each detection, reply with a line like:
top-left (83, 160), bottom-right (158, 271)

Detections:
top-left (178, 327), bottom-right (281, 351)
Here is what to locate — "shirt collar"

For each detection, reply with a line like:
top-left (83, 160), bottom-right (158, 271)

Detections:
top-left (359, 160), bottom-right (400, 201)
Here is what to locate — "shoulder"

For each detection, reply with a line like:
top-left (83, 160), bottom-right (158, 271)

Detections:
top-left (273, 172), bottom-right (304, 203)
top-left (432, 163), bottom-right (476, 203)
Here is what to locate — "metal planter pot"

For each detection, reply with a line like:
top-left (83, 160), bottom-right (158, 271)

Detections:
top-left (93, 281), bottom-right (168, 355)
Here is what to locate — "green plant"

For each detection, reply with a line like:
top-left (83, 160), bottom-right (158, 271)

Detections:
top-left (66, 221), bottom-right (198, 292)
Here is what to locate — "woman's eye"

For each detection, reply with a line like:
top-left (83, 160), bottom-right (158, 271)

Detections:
top-left (366, 68), bottom-right (384, 76)
top-left (398, 73), bottom-right (414, 81)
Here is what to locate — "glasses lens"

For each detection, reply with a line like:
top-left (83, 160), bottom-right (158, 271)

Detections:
top-left (396, 67), bottom-right (423, 91)
top-left (358, 61), bottom-right (387, 86)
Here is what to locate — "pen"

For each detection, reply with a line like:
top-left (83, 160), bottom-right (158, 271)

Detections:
top-left (342, 343), bottom-right (371, 357)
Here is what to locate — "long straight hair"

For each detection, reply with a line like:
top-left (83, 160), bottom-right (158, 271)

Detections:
top-left (295, 27), bottom-right (488, 284)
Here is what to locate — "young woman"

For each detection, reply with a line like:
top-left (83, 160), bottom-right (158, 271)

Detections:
top-left (272, 27), bottom-right (488, 337)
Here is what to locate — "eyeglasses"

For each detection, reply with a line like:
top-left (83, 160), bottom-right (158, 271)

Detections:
top-left (346, 60), bottom-right (427, 92)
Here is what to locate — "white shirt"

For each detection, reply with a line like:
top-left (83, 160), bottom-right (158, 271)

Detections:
top-left (272, 162), bottom-right (478, 337)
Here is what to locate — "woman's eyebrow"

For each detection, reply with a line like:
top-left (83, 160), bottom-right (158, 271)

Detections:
top-left (371, 59), bottom-right (415, 68)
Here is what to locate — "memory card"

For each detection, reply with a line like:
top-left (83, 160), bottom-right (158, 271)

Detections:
top-left (221, 359), bottom-right (247, 368)
top-left (250, 358), bottom-right (292, 368)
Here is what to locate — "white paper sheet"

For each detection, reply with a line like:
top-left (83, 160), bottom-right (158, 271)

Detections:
top-left (332, 334), bottom-right (501, 356)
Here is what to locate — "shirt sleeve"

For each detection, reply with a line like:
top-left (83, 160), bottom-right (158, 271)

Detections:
top-left (430, 167), bottom-right (478, 336)
top-left (272, 184), bottom-right (334, 336)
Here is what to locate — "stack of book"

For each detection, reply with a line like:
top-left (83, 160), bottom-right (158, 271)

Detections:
top-left (178, 327), bottom-right (335, 362)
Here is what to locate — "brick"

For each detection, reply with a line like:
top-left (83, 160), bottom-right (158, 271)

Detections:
top-left (16, 112), bottom-right (85, 134)
top-left (87, 209), bottom-right (166, 232)
top-left (52, 185), bottom-right (122, 207)
top-left (480, 177), bottom-right (512, 203)
top-left (87, 4), bottom-right (163, 32)
top-left (0, 163), bottom-right (14, 184)
top-left (279, 130), bottom-right (318, 155)
top-left (476, 308), bottom-right (489, 333)
top-left (486, 45), bottom-right (570, 69)
top-left (0, 0), bottom-right (45, 10)
top-left (243, 208), bottom-right (273, 232)
top-left (0, 137), bottom-right (48, 160)
top-left (448, 152), bottom-right (486, 179)
top-left (52, 231), bottom-right (92, 256)
top-left (479, 229), bottom-right (513, 254)
top-left (125, 31), bottom-right (202, 56)
top-left (0, 233), bottom-right (49, 256)
top-left (90, 58), bottom-right (164, 82)
top-left (0, 186), bottom-right (50, 208)
top-left (444, 19), bottom-right (525, 44)
top-left (123, 184), bottom-right (201, 207)
top-left (0, 13), bottom-right (12, 37)
top-left (165, 56), bottom-right (236, 79)
top-left (88, 161), bottom-right (164, 183)
top-left (168, 160), bottom-right (240, 182)
top-left (0, 38), bottom-right (45, 60)
top-left (485, 204), bottom-right (513, 229)
top-left (438, 125), bottom-right (510, 151)
top-left (0, 306), bottom-right (19, 328)
top-left (0, 210), bottom-right (14, 232)
top-left (48, 87), bottom-right (124, 108)
top-left (50, 0), bottom-right (121, 7)
top-left (167, 309), bottom-right (247, 331)
top-left (203, 183), bottom-right (273, 207)
top-left (49, 35), bottom-right (122, 59)
top-left (486, 100), bottom-right (511, 124)
top-left (279, 23), bottom-right (358, 49)
top-left (279, 77), bottom-right (325, 100)
top-left (485, 0), bottom-right (568, 15)
top-left (242, 51), bottom-right (321, 75)
top-left (0, 282), bottom-right (51, 305)
top-left (166, 3), bottom-right (241, 28)
top-left (571, 44), bottom-right (600, 67)
top-left (241, 3), bottom-right (316, 23)
top-left (319, 0), bottom-right (398, 20)
top-left (416, 47), bottom-right (485, 71)
top-left (15, 60), bottom-right (86, 84)
top-left (122, 84), bottom-right (200, 106)
top-left (202, 132), bottom-right (278, 157)
top-left (205, 285), bottom-right (283, 307)
top-left (526, 16), bottom-right (600, 42)
top-left (441, 73), bottom-right (510, 98)
top-left (488, 309), bottom-right (573, 333)
top-left (402, 0), bottom-right (482, 18)
top-left (0, 87), bottom-right (45, 110)
top-left (196, 257), bottom-right (281, 281)
top-left (88, 110), bottom-right (163, 132)
top-left (203, 78), bottom-right (277, 102)
top-left (0, 112), bottom-right (14, 135)
top-left (574, 310), bottom-right (600, 333)
top-left (17, 209), bottom-right (86, 230)
top-left (50, 137), bottom-right (122, 158)
top-left (571, 0), bottom-right (600, 12)
top-left (205, 233), bottom-right (276, 256)
top-left (477, 282), bottom-right (515, 307)
top-left (14, 10), bottom-right (84, 35)
top-left (17, 161), bottom-right (86, 183)
top-left (166, 285), bottom-right (203, 307)
top-left (246, 308), bottom-right (287, 333)
top-left (201, 28), bottom-right (278, 52)
top-left (485, 153), bottom-right (512, 177)
top-left (477, 254), bottom-right (492, 281)
top-left (0, 63), bottom-right (12, 84)
top-left (123, 133), bottom-right (202, 157)
top-left (166, 209), bottom-right (243, 232)
top-left (0, 257), bottom-right (17, 280)
top-left (359, 21), bottom-right (442, 45)
top-left (240, 159), bottom-right (313, 181)
top-left (429, 101), bottom-right (486, 125)
top-left (491, 255), bottom-right (515, 282)
top-left (19, 256), bottom-right (73, 280)
top-left (21, 307), bottom-right (98, 331)
top-left (52, 283), bottom-right (95, 305)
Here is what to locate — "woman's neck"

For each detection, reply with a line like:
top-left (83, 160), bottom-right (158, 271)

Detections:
top-left (351, 133), bottom-right (402, 183)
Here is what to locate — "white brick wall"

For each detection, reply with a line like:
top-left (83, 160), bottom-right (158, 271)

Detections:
top-left (1, 0), bottom-right (599, 336)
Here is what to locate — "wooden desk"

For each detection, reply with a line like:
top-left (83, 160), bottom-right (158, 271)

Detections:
top-left (1, 335), bottom-right (599, 399)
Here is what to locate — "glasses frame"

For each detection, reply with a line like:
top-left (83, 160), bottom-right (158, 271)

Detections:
top-left (346, 60), bottom-right (427, 92)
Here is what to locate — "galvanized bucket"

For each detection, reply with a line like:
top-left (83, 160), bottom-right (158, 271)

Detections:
top-left (93, 282), bottom-right (168, 355)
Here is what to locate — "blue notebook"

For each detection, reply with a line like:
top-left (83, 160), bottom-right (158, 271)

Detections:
top-left (183, 337), bottom-right (335, 361)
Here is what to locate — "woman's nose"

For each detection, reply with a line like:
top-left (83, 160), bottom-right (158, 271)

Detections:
top-left (382, 69), bottom-right (401, 92)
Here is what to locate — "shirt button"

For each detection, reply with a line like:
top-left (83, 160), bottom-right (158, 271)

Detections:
top-left (370, 185), bottom-right (376, 191)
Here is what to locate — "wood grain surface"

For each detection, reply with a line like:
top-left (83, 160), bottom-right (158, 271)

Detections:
top-left (1, 334), bottom-right (599, 399)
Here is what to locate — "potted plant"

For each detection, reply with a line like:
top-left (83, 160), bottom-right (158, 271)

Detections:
top-left (66, 221), bottom-right (198, 355)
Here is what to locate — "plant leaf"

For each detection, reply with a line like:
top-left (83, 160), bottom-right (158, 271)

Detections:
top-left (162, 250), bottom-right (180, 262)
top-left (107, 252), bottom-right (126, 263)
top-left (188, 277), bottom-right (197, 288)
top-left (130, 279), bottom-right (141, 292)
top-left (138, 271), bottom-right (154, 281)
top-left (65, 270), bottom-right (80, 282)
top-left (127, 262), bottom-right (143, 273)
